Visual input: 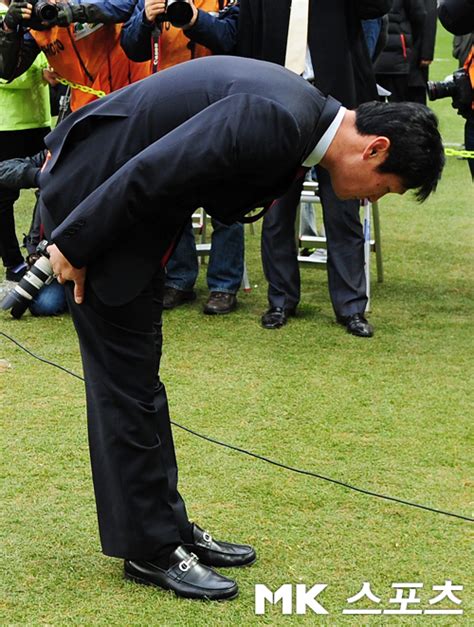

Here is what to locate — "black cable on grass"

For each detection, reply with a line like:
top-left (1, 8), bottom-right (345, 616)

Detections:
top-left (1, 330), bottom-right (472, 524)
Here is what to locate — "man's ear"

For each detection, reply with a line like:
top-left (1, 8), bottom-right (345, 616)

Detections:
top-left (362, 136), bottom-right (391, 161)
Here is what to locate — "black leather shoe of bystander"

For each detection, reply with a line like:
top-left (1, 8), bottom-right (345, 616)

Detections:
top-left (336, 313), bottom-right (374, 337)
top-left (261, 306), bottom-right (296, 329)
top-left (163, 287), bottom-right (196, 309)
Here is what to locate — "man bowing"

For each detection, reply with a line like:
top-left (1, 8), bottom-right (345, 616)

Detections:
top-left (41, 55), bottom-right (443, 601)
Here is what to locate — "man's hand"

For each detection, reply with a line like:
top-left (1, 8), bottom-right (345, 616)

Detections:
top-left (42, 67), bottom-right (59, 85)
top-left (3, 0), bottom-right (32, 30)
top-left (47, 243), bottom-right (86, 304)
top-left (144, 0), bottom-right (166, 23)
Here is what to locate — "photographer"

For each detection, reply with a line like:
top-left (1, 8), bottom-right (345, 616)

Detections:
top-left (438, 0), bottom-right (474, 179)
top-left (0, 0), bottom-right (149, 110)
top-left (121, 0), bottom-right (245, 315)
top-left (121, 0), bottom-right (238, 63)
top-left (0, 148), bottom-right (67, 315)
top-left (0, 0), bottom-right (50, 283)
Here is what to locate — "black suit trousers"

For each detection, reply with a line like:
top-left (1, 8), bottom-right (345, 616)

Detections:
top-left (65, 268), bottom-right (190, 559)
top-left (261, 167), bottom-right (367, 316)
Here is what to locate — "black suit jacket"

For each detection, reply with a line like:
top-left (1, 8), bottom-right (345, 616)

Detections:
top-left (236, 0), bottom-right (392, 108)
top-left (40, 56), bottom-right (341, 305)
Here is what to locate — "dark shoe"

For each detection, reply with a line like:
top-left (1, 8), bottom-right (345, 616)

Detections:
top-left (337, 313), bottom-right (374, 338)
top-left (124, 546), bottom-right (238, 601)
top-left (5, 264), bottom-right (27, 282)
top-left (185, 523), bottom-right (256, 568)
top-left (163, 287), bottom-right (196, 310)
top-left (261, 306), bottom-right (296, 329)
top-left (203, 292), bottom-right (237, 315)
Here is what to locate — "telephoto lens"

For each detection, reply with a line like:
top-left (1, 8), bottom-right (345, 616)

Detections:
top-left (33, 0), bottom-right (59, 22)
top-left (163, 0), bottom-right (194, 27)
top-left (427, 77), bottom-right (456, 101)
top-left (1, 240), bottom-right (54, 319)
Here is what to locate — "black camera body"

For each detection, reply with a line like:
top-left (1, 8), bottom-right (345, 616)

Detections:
top-left (31, 0), bottom-right (59, 23)
top-left (427, 68), bottom-right (474, 117)
top-left (1, 240), bottom-right (54, 319)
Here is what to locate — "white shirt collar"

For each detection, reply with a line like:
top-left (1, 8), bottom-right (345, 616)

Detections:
top-left (303, 106), bottom-right (346, 167)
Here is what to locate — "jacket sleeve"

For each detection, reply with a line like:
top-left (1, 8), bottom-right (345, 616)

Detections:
top-left (405, 0), bottom-right (428, 43)
top-left (120, 0), bottom-right (154, 62)
top-left (0, 50), bottom-right (46, 88)
top-left (75, 0), bottom-right (137, 22)
top-left (419, 0), bottom-right (437, 61)
top-left (0, 28), bottom-right (39, 80)
top-left (184, 5), bottom-right (239, 54)
top-left (49, 94), bottom-right (301, 268)
top-left (0, 150), bottom-right (46, 189)
top-left (355, 0), bottom-right (393, 20)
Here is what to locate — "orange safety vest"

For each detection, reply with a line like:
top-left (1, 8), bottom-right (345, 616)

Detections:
top-left (31, 23), bottom-right (151, 110)
top-left (158, 0), bottom-right (223, 70)
top-left (464, 45), bottom-right (474, 111)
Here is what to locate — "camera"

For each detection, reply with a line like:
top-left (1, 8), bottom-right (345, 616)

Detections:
top-left (31, 0), bottom-right (59, 23)
top-left (158, 0), bottom-right (194, 27)
top-left (1, 240), bottom-right (54, 319)
top-left (427, 68), bottom-right (473, 116)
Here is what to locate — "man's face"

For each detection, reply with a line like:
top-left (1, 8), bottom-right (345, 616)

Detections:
top-left (327, 134), bottom-right (406, 203)
top-left (331, 162), bottom-right (406, 203)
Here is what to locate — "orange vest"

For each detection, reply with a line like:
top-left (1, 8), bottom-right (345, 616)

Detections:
top-left (158, 0), bottom-right (221, 70)
top-left (31, 23), bottom-right (151, 110)
top-left (464, 45), bottom-right (474, 111)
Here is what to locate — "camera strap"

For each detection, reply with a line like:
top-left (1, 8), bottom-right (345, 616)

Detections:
top-left (66, 27), bottom-right (94, 83)
top-left (151, 23), bottom-right (162, 74)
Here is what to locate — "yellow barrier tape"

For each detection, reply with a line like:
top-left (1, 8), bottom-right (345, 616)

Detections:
top-left (444, 147), bottom-right (474, 158)
top-left (55, 76), bottom-right (106, 98)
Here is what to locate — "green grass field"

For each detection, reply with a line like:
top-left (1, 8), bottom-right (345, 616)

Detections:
top-left (1, 24), bottom-right (472, 625)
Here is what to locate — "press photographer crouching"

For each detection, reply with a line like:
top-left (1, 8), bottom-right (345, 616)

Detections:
top-left (0, 150), bottom-right (67, 317)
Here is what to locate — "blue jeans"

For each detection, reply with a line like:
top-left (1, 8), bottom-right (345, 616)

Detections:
top-left (362, 18), bottom-right (382, 60)
top-left (165, 218), bottom-right (244, 294)
top-left (29, 279), bottom-right (67, 316)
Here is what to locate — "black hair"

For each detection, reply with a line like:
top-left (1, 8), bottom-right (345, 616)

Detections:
top-left (355, 101), bottom-right (445, 202)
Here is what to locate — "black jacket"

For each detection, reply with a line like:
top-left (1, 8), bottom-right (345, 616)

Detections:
top-left (39, 56), bottom-right (341, 306)
top-left (235, 0), bottom-right (392, 108)
top-left (0, 150), bottom-right (46, 189)
top-left (156, 0), bottom-right (390, 107)
top-left (374, 0), bottom-right (427, 75)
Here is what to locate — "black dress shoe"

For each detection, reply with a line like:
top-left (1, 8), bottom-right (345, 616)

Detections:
top-left (337, 313), bottom-right (374, 338)
top-left (124, 546), bottom-right (238, 601)
top-left (185, 523), bottom-right (256, 568)
top-left (163, 287), bottom-right (196, 310)
top-left (203, 292), bottom-right (237, 315)
top-left (261, 306), bottom-right (296, 329)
